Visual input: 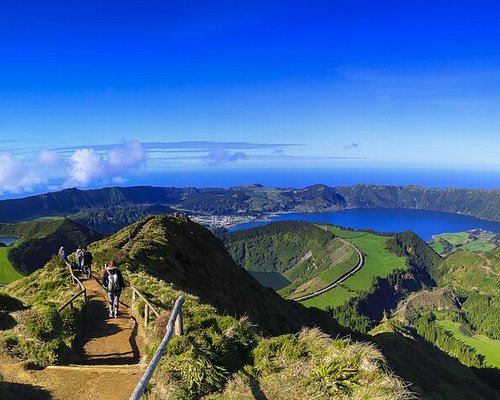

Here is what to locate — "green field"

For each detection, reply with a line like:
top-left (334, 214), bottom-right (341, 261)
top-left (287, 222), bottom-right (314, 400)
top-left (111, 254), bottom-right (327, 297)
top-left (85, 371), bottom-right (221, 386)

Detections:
top-left (330, 227), bottom-right (407, 293)
top-left (301, 227), bottom-right (407, 309)
top-left (430, 241), bottom-right (445, 254)
top-left (0, 246), bottom-right (23, 283)
top-left (302, 285), bottom-right (357, 309)
top-left (318, 249), bottom-right (357, 284)
top-left (430, 231), bottom-right (497, 255)
top-left (461, 241), bottom-right (496, 252)
top-left (437, 319), bottom-right (500, 368)
top-left (437, 232), bottom-right (470, 246)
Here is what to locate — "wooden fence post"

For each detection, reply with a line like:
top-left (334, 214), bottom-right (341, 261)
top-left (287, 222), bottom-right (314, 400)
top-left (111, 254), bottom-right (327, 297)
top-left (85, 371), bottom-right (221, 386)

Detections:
top-left (174, 307), bottom-right (183, 336)
top-left (144, 304), bottom-right (149, 327)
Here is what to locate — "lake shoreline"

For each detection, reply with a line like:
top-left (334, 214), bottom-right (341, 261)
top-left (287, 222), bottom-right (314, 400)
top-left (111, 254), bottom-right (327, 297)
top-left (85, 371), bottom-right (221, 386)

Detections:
top-left (221, 208), bottom-right (500, 241)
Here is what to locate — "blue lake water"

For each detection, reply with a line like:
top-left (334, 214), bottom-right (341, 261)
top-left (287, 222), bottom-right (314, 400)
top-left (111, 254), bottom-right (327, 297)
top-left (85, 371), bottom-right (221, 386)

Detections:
top-left (229, 209), bottom-right (500, 241)
top-left (0, 237), bottom-right (18, 246)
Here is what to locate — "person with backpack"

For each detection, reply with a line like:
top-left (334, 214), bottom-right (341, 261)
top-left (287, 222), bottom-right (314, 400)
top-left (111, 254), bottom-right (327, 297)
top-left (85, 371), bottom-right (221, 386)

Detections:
top-left (76, 245), bottom-right (84, 272)
top-left (102, 261), bottom-right (125, 318)
top-left (58, 246), bottom-right (67, 262)
top-left (83, 246), bottom-right (93, 278)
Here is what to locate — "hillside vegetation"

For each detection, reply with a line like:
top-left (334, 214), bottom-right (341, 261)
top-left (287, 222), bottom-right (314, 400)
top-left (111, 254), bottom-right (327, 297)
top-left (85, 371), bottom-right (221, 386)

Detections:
top-left (1, 215), bottom-right (415, 400)
top-left (222, 221), bottom-right (355, 297)
top-left (0, 258), bottom-right (84, 366)
top-left (429, 230), bottom-right (497, 256)
top-left (385, 245), bottom-right (500, 386)
top-left (2, 215), bottom-right (498, 399)
top-left (427, 248), bottom-right (500, 348)
top-left (0, 218), bottom-right (103, 277)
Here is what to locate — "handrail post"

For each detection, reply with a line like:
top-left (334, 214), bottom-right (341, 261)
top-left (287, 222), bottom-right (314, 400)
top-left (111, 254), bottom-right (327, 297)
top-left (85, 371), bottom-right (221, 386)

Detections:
top-left (174, 307), bottom-right (183, 336)
top-left (129, 296), bottom-right (185, 400)
top-left (144, 304), bottom-right (149, 327)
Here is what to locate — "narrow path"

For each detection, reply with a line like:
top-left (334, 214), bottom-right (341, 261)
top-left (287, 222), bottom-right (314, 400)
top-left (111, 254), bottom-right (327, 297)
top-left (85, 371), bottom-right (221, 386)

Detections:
top-left (72, 272), bottom-right (143, 365)
top-left (293, 239), bottom-right (364, 302)
top-left (1, 270), bottom-right (146, 400)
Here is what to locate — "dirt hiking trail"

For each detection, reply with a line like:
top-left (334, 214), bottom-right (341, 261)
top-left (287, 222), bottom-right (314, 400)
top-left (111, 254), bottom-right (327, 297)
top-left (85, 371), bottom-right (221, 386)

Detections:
top-left (1, 271), bottom-right (146, 400)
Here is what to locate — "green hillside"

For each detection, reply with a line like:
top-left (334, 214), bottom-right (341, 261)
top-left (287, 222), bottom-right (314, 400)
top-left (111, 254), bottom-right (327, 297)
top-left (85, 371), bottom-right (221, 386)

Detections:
top-left (0, 246), bottom-right (23, 283)
top-left (430, 230), bottom-right (497, 256)
top-left (1, 215), bottom-right (414, 400)
top-left (90, 216), bottom-right (343, 336)
top-left (372, 324), bottom-right (500, 400)
top-left (387, 244), bottom-right (500, 382)
top-left (0, 218), bottom-right (104, 279)
top-left (222, 221), bottom-right (357, 298)
top-left (303, 227), bottom-right (407, 310)
top-left (2, 215), bottom-right (498, 399)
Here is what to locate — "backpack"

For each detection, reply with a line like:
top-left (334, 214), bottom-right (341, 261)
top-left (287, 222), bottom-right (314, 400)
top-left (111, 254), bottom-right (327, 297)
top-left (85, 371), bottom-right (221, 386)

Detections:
top-left (107, 271), bottom-right (120, 292)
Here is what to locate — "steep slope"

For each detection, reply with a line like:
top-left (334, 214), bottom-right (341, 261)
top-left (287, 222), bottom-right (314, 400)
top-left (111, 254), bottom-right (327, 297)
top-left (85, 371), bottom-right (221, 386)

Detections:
top-left (222, 221), bottom-right (357, 296)
top-left (89, 215), bottom-right (342, 336)
top-left (336, 184), bottom-right (500, 221)
top-left (431, 248), bottom-right (500, 341)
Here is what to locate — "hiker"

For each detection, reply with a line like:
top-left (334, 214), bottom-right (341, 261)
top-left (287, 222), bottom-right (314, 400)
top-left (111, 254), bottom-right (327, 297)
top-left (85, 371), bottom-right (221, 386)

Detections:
top-left (102, 261), bottom-right (125, 318)
top-left (58, 246), bottom-right (67, 262)
top-left (83, 246), bottom-right (93, 278)
top-left (76, 245), bottom-right (84, 272)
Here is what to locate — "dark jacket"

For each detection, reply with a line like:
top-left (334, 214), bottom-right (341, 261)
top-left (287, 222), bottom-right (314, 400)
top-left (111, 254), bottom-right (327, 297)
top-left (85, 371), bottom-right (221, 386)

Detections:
top-left (83, 250), bottom-right (93, 265)
top-left (102, 268), bottom-right (125, 292)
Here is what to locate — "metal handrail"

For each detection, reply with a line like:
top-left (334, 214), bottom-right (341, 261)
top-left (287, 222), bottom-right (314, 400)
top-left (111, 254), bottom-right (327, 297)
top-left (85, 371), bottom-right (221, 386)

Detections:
top-left (129, 295), bottom-right (185, 400)
top-left (58, 260), bottom-right (87, 312)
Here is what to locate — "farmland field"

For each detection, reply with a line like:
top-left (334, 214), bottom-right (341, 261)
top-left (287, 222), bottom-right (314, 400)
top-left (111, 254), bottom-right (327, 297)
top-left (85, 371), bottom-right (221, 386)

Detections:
top-left (300, 226), bottom-right (407, 309)
top-left (437, 319), bottom-right (500, 368)
top-left (329, 227), bottom-right (407, 293)
top-left (0, 246), bottom-right (23, 283)
top-left (302, 285), bottom-right (357, 309)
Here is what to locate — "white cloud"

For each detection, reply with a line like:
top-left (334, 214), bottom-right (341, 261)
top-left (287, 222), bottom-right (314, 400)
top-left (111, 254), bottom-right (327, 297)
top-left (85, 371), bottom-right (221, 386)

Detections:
top-left (68, 148), bottom-right (105, 185)
top-left (38, 149), bottom-right (63, 167)
top-left (107, 140), bottom-right (146, 173)
top-left (0, 140), bottom-right (148, 194)
top-left (0, 153), bottom-right (44, 194)
top-left (66, 141), bottom-right (146, 186)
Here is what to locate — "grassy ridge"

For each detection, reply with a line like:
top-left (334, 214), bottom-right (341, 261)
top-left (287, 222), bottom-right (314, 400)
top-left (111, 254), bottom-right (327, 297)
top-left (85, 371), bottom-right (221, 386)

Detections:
top-left (1, 258), bottom-right (84, 366)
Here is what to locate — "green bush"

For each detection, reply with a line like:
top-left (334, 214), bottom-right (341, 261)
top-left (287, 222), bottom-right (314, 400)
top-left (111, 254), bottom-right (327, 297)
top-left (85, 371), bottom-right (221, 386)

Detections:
top-left (13, 305), bottom-right (71, 366)
top-left (25, 305), bottom-right (63, 341)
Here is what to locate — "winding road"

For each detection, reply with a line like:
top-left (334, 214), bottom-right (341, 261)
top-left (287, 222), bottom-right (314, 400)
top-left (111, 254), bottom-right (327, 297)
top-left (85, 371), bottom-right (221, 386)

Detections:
top-left (292, 239), bottom-right (364, 302)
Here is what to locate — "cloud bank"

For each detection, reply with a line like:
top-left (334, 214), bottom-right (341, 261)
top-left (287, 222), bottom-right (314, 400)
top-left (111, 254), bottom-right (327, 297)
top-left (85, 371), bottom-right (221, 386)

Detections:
top-left (0, 141), bottom-right (146, 195)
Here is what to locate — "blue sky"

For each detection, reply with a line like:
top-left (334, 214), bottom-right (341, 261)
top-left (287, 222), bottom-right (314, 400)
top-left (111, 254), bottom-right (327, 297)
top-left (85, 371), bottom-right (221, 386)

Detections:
top-left (0, 1), bottom-right (499, 195)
